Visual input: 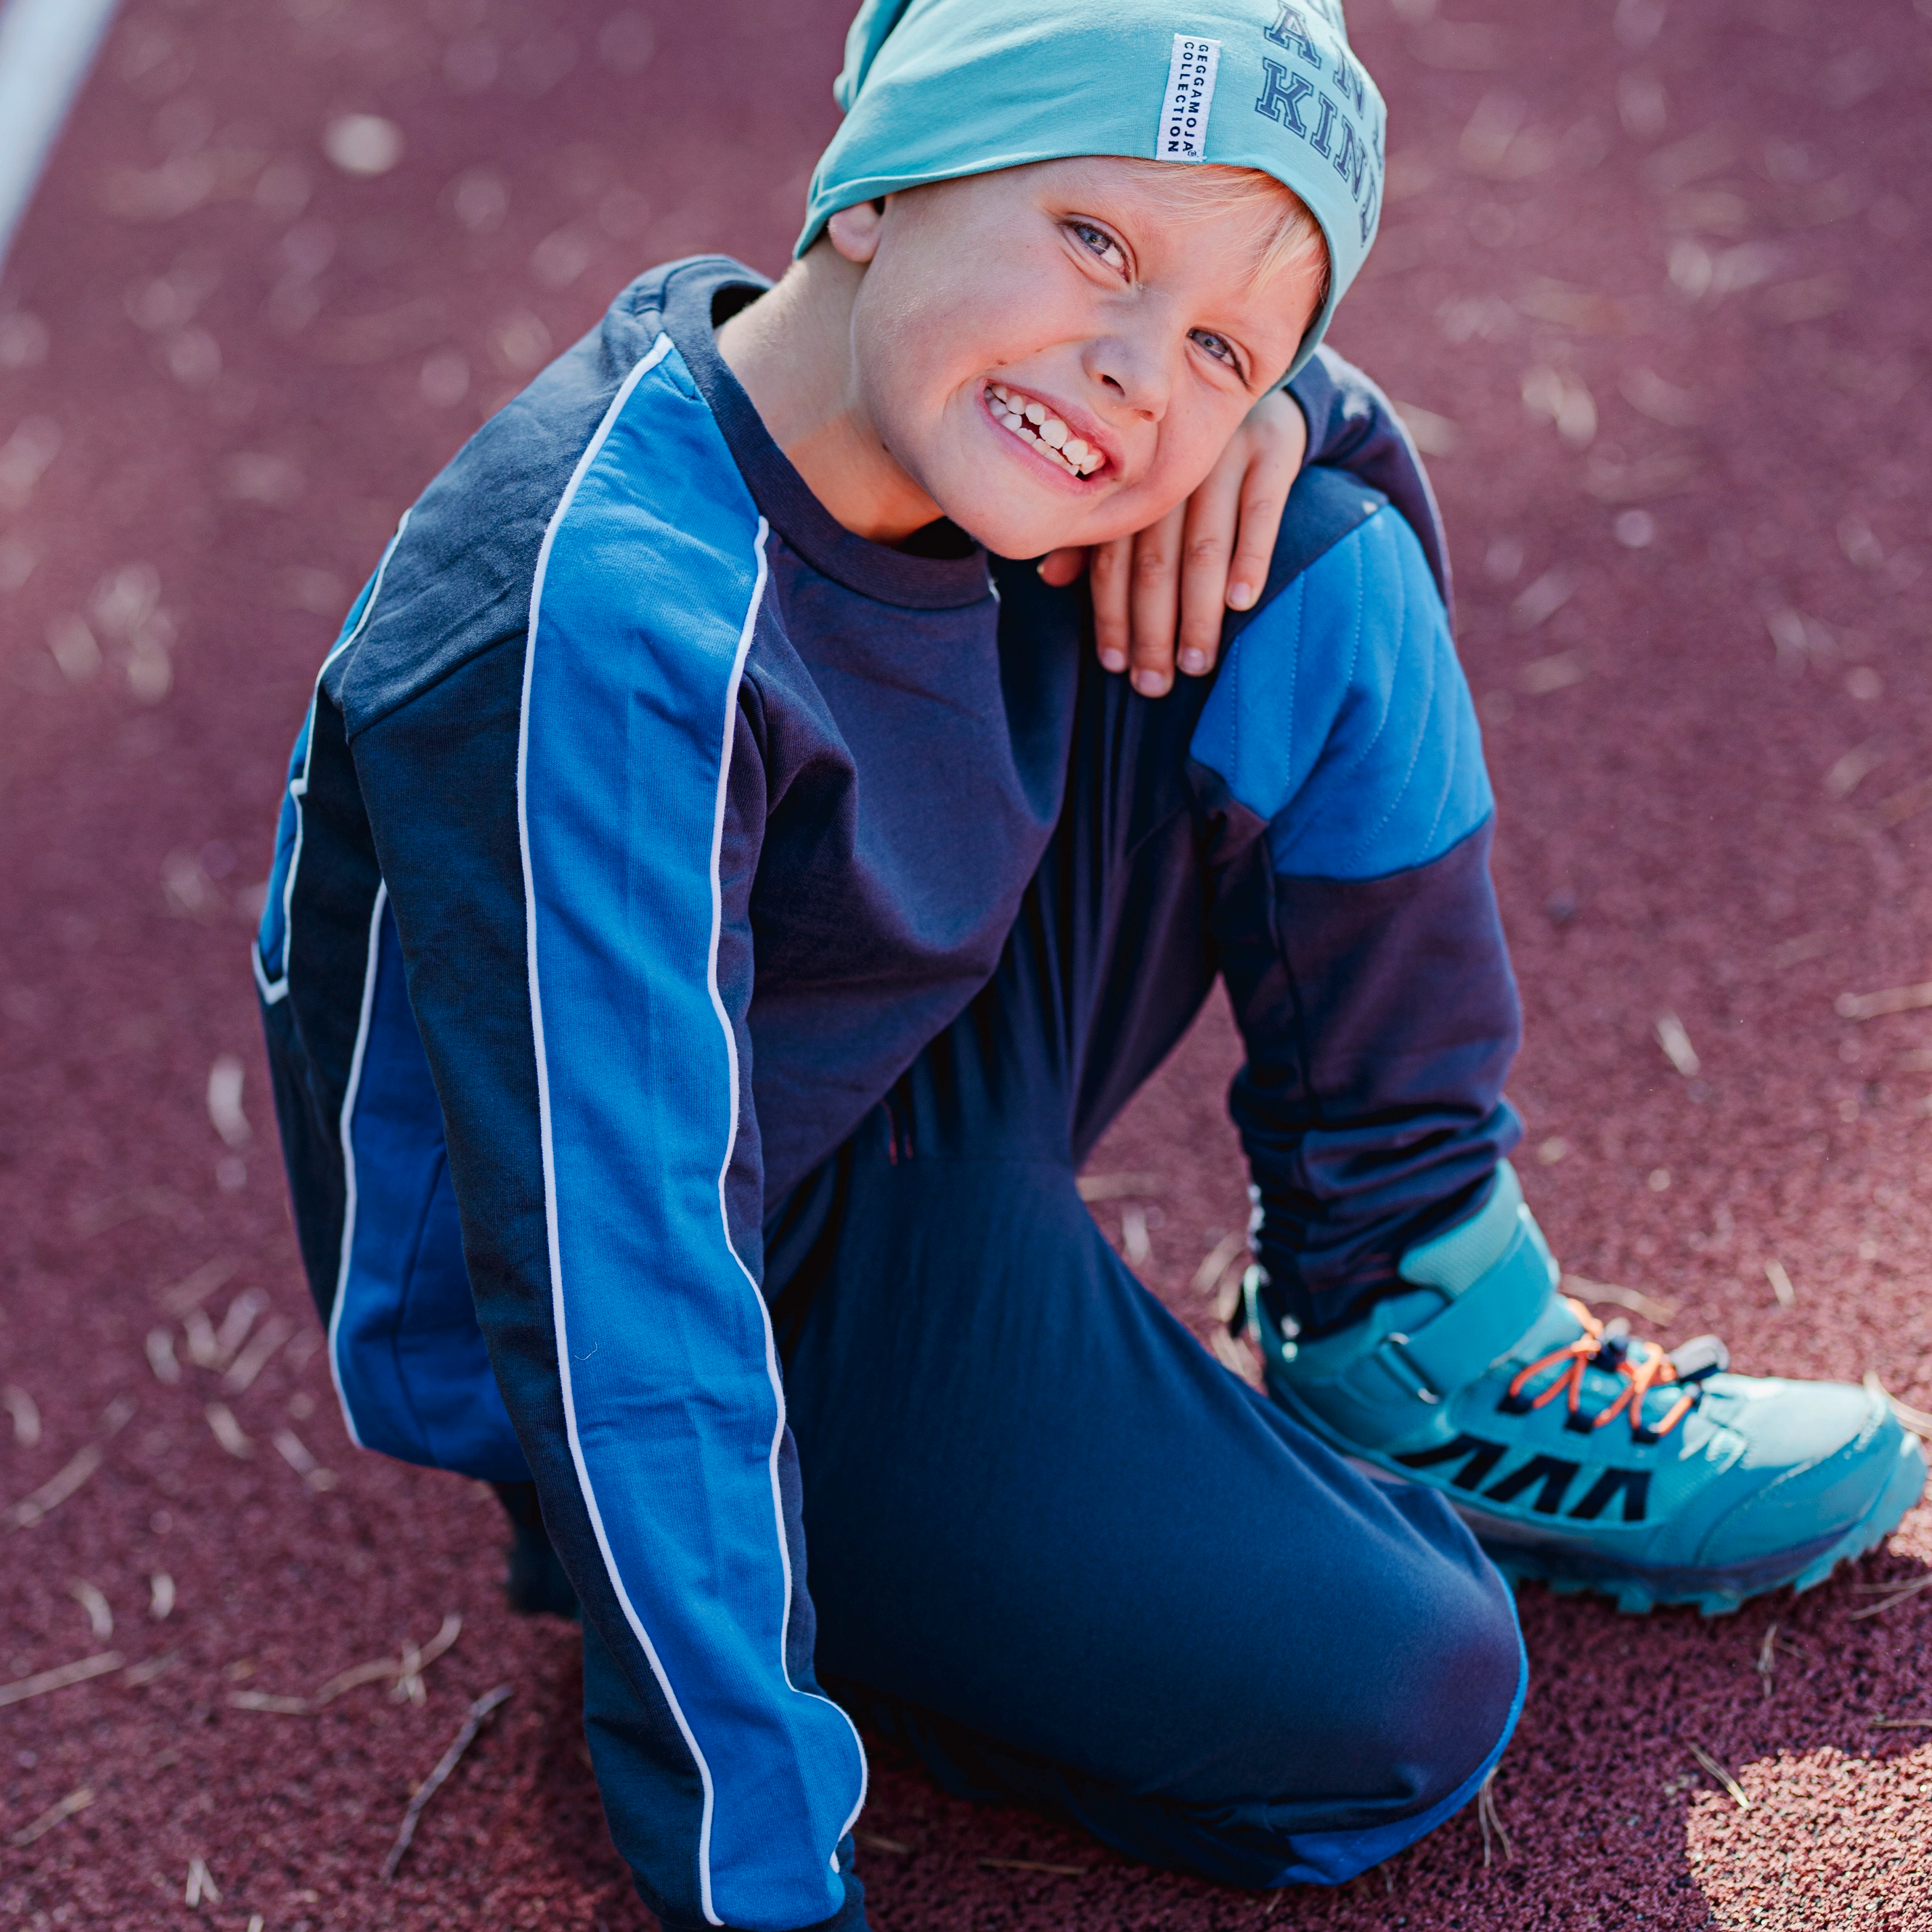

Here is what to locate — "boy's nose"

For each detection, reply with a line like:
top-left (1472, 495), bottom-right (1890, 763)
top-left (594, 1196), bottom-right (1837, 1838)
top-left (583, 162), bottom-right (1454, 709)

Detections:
top-left (1083, 333), bottom-right (1170, 423)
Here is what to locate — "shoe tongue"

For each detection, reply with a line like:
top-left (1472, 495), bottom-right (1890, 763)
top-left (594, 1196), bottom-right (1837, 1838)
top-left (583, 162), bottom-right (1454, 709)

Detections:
top-left (1509, 1291), bottom-right (1585, 1364)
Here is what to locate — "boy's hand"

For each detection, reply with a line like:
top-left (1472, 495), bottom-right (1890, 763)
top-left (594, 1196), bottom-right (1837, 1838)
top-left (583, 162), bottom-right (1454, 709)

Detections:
top-left (1038, 386), bottom-right (1308, 696)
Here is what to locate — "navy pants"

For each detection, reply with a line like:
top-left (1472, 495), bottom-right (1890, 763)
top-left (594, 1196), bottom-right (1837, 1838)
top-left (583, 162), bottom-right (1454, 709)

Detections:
top-left (618, 598), bottom-right (1531, 1904)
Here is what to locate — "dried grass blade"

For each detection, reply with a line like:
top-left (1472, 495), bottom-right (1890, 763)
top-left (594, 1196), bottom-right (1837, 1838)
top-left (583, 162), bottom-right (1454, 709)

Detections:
top-left (0, 1651), bottom-right (124, 1709)
top-left (1190, 1232), bottom-right (1248, 1296)
top-left (204, 1402), bottom-right (253, 1459)
top-left (977, 1858), bottom-right (1090, 1876)
top-left (9, 1786), bottom-right (95, 1848)
top-left (1075, 1173), bottom-right (1161, 1202)
top-left (1208, 1324), bottom-right (1263, 1388)
top-left (1873, 1716), bottom-right (1932, 1729)
top-left (2, 1385), bottom-right (41, 1446)
top-left (69, 1579), bottom-right (113, 1641)
top-left (182, 1309), bottom-right (221, 1369)
top-left (1846, 1573), bottom-right (1932, 1621)
top-left (1562, 1273), bottom-right (1676, 1325)
top-left (393, 1638), bottom-right (426, 1705)
top-left (144, 1328), bottom-right (181, 1385)
top-left (1686, 1739), bottom-right (1750, 1809)
top-left (310, 1658), bottom-right (406, 1706)
top-left (1837, 980), bottom-right (1932, 1021)
top-left (1, 1443), bottom-right (104, 1533)
top-left (160, 1256), bottom-right (237, 1316)
top-left (314, 1613), bottom-right (461, 1708)
top-left (227, 1690), bottom-right (313, 1714)
top-left (417, 1611), bottom-right (462, 1669)
top-left (381, 1684), bottom-right (513, 1880)
top-left (1476, 1769), bottom-right (1513, 1864)
top-left (223, 1316), bottom-right (291, 1395)
top-left (213, 1289), bottom-right (269, 1364)
top-left (272, 1427), bottom-right (336, 1490)
top-left (1864, 1370), bottom-right (1932, 1440)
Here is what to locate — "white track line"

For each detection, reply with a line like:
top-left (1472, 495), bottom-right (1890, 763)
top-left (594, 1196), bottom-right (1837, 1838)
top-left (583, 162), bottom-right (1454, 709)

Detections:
top-left (0, 0), bottom-right (123, 280)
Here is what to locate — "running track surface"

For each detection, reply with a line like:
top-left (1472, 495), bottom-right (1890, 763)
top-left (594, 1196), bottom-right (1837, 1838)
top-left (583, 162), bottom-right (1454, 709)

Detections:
top-left (2, 2), bottom-right (1930, 1928)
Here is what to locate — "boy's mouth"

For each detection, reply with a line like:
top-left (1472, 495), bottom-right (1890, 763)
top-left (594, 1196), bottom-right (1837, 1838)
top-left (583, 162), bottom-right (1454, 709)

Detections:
top-left (982, 382), bottom-right (1106, 479)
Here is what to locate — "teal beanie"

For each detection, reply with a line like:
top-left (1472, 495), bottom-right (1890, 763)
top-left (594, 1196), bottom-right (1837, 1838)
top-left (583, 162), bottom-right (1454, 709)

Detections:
top-left (799, 0), bottom-right (1387, 376)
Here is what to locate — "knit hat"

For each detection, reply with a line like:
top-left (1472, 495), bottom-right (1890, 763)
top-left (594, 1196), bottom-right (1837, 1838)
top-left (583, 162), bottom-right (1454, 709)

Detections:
top-left (799, 0), bottom-right (1387, 376)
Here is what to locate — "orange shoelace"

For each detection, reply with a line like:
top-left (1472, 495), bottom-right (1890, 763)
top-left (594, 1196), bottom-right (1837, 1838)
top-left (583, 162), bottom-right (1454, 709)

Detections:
top-left (1501, 1297), bottom-right (1699, 1443)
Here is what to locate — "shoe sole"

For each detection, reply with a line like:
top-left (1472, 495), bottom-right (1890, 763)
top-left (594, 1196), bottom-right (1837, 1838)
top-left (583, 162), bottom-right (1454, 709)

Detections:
top-left (1473, 1430), bottom-right (1928, 1617)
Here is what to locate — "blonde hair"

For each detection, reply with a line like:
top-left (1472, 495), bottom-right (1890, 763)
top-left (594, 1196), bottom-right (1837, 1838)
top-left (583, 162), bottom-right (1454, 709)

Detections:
top-left (1120, 159), bottom-right (1332, 309)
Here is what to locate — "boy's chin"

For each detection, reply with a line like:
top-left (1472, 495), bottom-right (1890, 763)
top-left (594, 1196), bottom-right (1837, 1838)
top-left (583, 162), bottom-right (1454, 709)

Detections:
top-left (939, 477), bottom-right (1180, 563)
top-left (942, 499), bottom-right (1096, 563)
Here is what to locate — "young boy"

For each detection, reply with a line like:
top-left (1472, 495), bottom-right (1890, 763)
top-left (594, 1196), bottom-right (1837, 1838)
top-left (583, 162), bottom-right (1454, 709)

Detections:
top-left (256, 3), bottom-right (1925, 1928)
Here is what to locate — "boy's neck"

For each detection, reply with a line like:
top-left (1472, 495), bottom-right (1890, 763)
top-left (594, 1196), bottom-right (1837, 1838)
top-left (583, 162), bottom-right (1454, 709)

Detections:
top-left (716, 247), bottom-right (945, 547)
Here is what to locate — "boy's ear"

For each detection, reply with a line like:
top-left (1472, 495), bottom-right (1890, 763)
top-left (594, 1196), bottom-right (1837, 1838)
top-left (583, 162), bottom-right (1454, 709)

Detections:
top-left (826, 198), bottom-right (886, 264)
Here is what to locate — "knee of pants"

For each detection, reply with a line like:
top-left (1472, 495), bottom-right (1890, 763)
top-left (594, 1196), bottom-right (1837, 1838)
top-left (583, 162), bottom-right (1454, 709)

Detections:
top-left (1159, 1508), bottom-right (1525, 1890)
top-left (1263, 1488), bottom-right (1525, 1839)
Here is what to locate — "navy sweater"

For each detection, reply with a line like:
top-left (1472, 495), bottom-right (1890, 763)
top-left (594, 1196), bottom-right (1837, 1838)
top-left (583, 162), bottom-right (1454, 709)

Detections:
top-left (256, 258), bottom-right (1517, 1931)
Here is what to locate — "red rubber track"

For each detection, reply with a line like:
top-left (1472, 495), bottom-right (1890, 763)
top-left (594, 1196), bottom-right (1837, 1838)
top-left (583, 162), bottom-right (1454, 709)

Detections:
top-left (1, 2), bottom-right (1929, 1928)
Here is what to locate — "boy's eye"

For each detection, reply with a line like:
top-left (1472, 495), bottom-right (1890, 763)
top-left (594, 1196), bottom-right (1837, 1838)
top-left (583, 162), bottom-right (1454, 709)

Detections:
top-left (1069, 221), bottom-right (1127, 272)
top-left (1189, 327), bottom-right (1243, 374)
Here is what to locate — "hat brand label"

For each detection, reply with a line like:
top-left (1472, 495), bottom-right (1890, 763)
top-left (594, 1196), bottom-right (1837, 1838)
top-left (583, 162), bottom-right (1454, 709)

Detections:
top-left (1160, 33), bottom-right (1221, 160)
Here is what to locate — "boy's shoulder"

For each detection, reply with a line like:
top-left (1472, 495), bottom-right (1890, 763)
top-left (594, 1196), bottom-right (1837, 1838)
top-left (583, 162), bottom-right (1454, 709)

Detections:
top-left (324, 259), bottom-right (758, 740)
top-left (1191, 465), bottom-right (1491, 884)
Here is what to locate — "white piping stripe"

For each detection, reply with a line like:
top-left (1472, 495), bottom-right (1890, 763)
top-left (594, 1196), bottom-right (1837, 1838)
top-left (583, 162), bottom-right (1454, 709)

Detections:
top-left (325, 879), bottom-right (389, 1451)
top-left (253, 511), bottom-right (412, 1007)
top-left (515, 335), bottom-right (737, 1927)
top-left (704, 520), bottom-right (868, 1862)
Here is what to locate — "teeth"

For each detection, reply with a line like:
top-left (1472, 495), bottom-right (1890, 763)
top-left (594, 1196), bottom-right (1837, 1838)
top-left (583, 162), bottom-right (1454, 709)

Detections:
top-left (984, 383), bottom-right (1104, 477)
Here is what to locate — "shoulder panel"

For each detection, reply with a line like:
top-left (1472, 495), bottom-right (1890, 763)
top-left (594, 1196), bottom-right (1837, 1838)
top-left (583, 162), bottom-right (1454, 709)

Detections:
top-left (327, 280), bottom-right (673, 738)
top-left (1191, 502), bottom-right (1492, 883)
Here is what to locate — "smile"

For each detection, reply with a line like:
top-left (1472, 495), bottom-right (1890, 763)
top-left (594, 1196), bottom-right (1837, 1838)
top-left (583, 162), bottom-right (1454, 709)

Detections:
top-left (982, 382), bottom-right (1106, 478)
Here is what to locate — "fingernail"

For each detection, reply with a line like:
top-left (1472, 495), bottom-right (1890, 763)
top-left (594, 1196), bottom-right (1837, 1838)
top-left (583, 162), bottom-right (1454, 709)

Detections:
top-left (1130, 669), bottom-right (1168, 697)
top-left (1228, 581), bottom-right (1255, 610)
top-left (1099, 651), bottom-right (1127, 673)
top-left (1179, 648), bottom-right (1206, 674)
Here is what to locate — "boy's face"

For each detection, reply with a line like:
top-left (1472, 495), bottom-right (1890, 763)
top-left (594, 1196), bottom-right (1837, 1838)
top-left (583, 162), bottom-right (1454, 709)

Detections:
top-left (833, 158), bottom-right (1324, 559)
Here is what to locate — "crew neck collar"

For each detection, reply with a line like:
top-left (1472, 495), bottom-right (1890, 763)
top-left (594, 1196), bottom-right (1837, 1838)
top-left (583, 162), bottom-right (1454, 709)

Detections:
top-left (649, 256), bottom-right (992, 612)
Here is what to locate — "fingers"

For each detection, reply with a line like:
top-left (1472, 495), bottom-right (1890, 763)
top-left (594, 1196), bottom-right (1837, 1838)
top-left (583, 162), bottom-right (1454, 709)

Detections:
top-left (1089, 534), bottom-right (1135, 673)
top-left (1037, 547), bottom-right (1090, 590)
top-left (1174, 451), bottom-right (1247, 678)
top-left (1225, 459), bottom-right (1293, 618)
top-left (1126, 502), bottom-right (1189, 696)
top-left (1091, 386), bottom-right (1308, 695)
top-left (1226, 390), bottom-right (1306, 613)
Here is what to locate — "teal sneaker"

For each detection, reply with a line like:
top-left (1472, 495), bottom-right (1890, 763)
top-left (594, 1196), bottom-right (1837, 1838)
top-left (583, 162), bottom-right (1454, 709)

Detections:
top-left (1248, 1165), bottom-right (1926, 1615)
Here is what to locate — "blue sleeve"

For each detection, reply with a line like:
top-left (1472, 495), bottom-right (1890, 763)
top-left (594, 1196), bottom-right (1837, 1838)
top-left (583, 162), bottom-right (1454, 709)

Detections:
top-left (1194, 505), bottom-right (1520, 1336)
top-left (337, 346), bottom-right (865, 1931)
top-left (1288, 343), bottom-right (1454, 626)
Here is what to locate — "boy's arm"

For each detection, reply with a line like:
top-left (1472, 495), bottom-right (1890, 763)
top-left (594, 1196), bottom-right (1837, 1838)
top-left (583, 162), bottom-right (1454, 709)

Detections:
top-left (1194, 481), bottom-right (1516, 1339)
top-left (348, 613), bottom-right (865, 1932)
top-left (1053, 346), bottom-right (1448, 696)
top-left (1287, 345), bottom-right (1453, 618)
